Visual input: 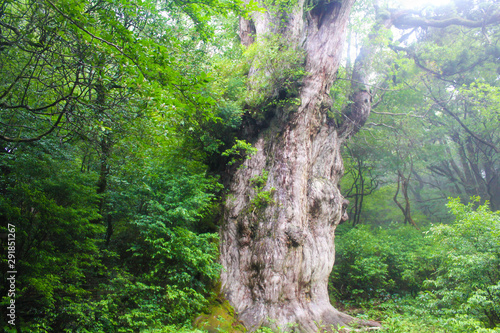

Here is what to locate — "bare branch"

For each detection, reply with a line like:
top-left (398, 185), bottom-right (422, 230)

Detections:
top-left (429, 96), bottom-right (500, 153)
top-left (0, 69), bottom-right (81, 142)
top-left (371, 110), bottom-right (425, 117)
top-left (0, 104), bottom-right (67, 142)
top-left (44, 0), bottom-right (146, 77)
top-left (335, 78), bottom-right (403, 92)
top-left (366, 122), bottom-right (397, 130)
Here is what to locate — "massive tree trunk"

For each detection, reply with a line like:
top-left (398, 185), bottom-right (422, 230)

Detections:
top-left (219, 0), bottom-right (378, 332)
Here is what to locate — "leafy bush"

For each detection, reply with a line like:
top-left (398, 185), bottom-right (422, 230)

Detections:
top-left (333, 198), bottom-right (500, 332)
top-left (87, 159), bottom-right (224, 332)
top-left (329, 223), bottom-right (435, 303)
top-left (424, 197), bottom-right (500, 329)
top-left (0, 142), bottom-right (104, 332)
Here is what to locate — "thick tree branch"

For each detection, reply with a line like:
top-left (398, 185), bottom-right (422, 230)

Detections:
top-left (391, 9), bottom-right (500, 29)
top-left (392, 43), bottom-right (490, 79)
top-left (366, 122), bottom-right (396, 130)
top-left (336, 78), bottom-right (402, 91)
top-left (0, 20), bottom-right (45, 48)
top-left (0, 92), bottom-right (75, 112)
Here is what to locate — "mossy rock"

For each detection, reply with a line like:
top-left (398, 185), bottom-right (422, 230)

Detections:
top-left (193, 300), bottom-right (246, 333)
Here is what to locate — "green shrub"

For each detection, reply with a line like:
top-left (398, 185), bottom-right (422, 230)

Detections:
top-left (424, 197), bottom-right (500, 329)
top-left (334, 197), bottom-right (500, 332)
top-left (0, 142), bottom-right (103, 332)
top-left (329, 223), bottom-right (435, 304)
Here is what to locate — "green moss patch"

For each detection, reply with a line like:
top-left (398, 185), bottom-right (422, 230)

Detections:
top-left (193, 300), bottom-right (246, 333)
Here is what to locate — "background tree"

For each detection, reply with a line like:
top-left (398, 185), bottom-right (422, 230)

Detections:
top-left (0, 0), bottom-right (249, 331)
top-left (340, 140), bottom-right (382, 226)
top-left (337, 0), bottom-right (500, 226)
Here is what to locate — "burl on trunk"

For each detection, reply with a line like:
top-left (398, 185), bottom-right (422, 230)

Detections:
top-left (220, 0), bottom-right (377, 331)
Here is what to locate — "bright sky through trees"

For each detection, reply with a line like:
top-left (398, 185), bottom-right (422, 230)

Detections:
top-left (396, 0), bottom-right (451, 9)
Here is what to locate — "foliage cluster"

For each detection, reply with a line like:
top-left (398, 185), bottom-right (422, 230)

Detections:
top-left (0, 118), bottom-right (225, 333)
top-left (330, 224), bottom-right (434, 302)
top-left (337, 0), bottom-right (500, 228)
top-left (243, 34), bottom-right (306, 116)
top-left (222, 139), bottom-right (258, 166)
top-left (248, 171), bottom-right (276, 211)
top-left (331, 198), bottom-right (500, 332)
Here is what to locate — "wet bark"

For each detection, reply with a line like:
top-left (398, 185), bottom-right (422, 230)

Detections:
top-left (220, 1), bottom-right (379, 331)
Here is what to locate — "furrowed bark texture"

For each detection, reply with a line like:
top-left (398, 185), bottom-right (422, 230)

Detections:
top-left (221, 1), bottom-right (376, 331)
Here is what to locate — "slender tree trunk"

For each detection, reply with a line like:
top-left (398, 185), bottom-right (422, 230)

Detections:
top-left (484, 162), bottom-right (500, 211)
top-left (393, 169), bottom-right (419, 229)
top-left (220, 1), bottom-right (378, 331)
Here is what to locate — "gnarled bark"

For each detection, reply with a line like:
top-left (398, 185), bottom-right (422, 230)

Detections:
top-left (220, 1), bottom-right (380, 331)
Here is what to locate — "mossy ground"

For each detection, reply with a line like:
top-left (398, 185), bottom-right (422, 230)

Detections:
top-left (193, 299), bottom-right (246, 333)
